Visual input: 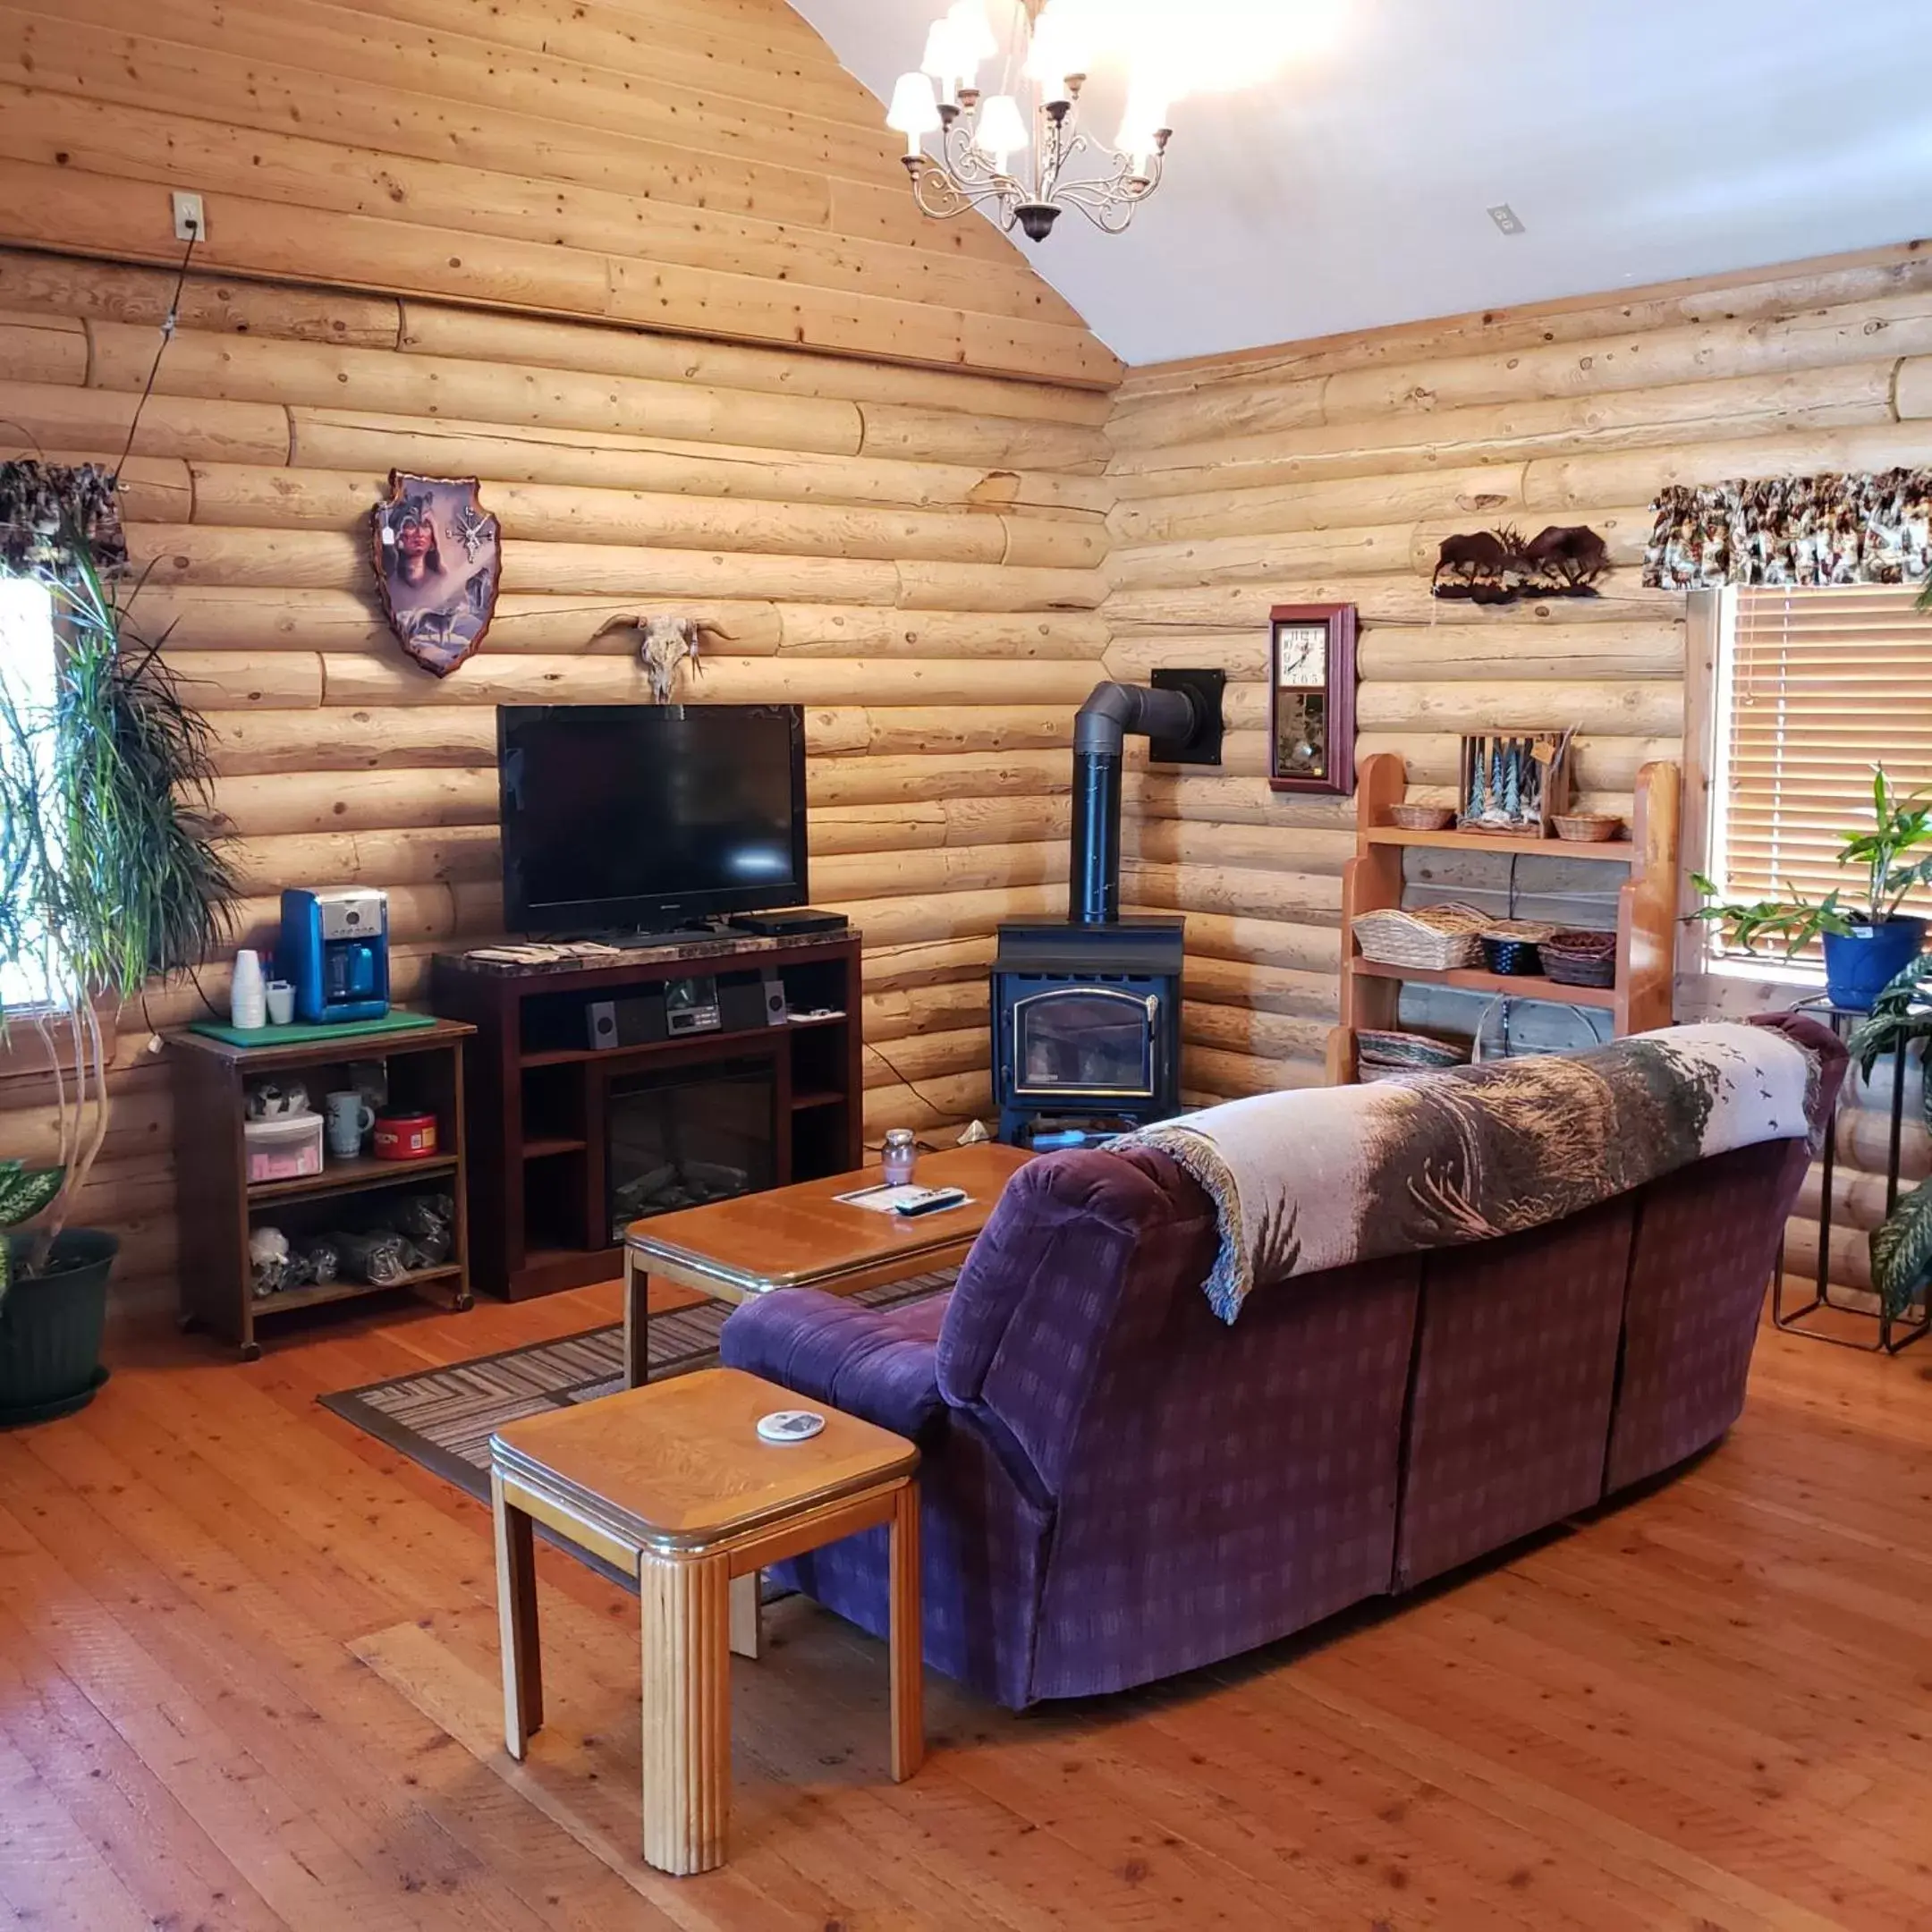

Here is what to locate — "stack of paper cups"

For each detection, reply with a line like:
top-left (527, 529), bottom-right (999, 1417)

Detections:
top-left (231, 949), bottom-right (267, 1030)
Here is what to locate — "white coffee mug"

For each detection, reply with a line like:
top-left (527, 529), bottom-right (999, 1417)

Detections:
top-left (265, 979), bottom-right (296, 1027)
top-left (325, 1090), bottom-right (375, 1159)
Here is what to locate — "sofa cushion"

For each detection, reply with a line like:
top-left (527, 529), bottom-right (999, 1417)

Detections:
top-left (718, 1288), bottom-right (949, 1443)
top-left (1394, 1194), bottom-right (1634, 1589)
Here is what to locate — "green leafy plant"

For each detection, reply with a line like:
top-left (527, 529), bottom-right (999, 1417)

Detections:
top-left (1847, 953), bottom-right (1932, 1317)
top-left (0, 523), bottom-right (236, 1277)
top-left (0, 1159), bottom-right (64, 1306)
top-left (1688, 765), bottom-right (1932, 958)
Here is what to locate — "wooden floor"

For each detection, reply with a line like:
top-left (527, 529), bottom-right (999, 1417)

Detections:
top-left (0, 1283), bottom-right (1928, 1932)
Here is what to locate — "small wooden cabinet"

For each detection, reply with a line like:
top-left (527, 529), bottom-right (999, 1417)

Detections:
top-left (1328, 754), bottom-right (1681, 1083)
top-left (432, 932), bottom-right (863, 1301)
top-left (170, 1018), bottom-right (474, 1359)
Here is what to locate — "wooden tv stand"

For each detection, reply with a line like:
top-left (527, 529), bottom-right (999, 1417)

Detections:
top-left (432, 930), bottom-right (862, 1301)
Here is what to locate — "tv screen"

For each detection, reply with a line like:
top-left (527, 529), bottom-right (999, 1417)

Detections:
top-left (498, 704), bottom-right (808, 935)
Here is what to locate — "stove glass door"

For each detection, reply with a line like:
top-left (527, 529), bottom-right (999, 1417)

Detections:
top-left (1012, 987), bottom-right (1157, 1099)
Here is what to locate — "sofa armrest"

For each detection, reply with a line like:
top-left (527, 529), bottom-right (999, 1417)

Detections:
top-left (717, 1288), bottom-right (950, 1444)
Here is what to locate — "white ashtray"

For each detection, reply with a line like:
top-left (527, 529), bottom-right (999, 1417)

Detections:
top-left (757, 1410), bottom-right (826, 1445)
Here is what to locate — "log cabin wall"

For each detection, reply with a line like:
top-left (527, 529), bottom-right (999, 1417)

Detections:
top-left (1102, 239), bottom-right (1932, 1296)
top-left (0, 255), bottom-right (1111, 1299)
top-left (0, 0), bottom-right (1117, 388)
top-left (0, 0), bottom-right (1123, 1310)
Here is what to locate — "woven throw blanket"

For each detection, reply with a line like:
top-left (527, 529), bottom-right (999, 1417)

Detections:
top-left (1118, 1021), bottom-right (1828, 1324)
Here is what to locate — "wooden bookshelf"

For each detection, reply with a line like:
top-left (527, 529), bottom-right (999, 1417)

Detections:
top-left (168, 1016), bottom-right (474, 1358)
top-left (1327, 754), bottom-right (1681, 1084)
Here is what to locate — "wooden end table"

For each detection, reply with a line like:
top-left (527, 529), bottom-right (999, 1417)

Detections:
top-left (490, 1367), bottom-right (921, 1877)
top-left (621, 1141), bottom-right (1033, 1390)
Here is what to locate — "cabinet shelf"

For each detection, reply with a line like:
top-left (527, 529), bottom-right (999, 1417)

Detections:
top-left (252, 1263), bottom-right (466, 1318)
top-left (791, 1089), bottom-right (848, 1111)
top-left (1328, 754), bottom-right (1681, 1086)
top-left (247, 1151), bottom-right (457, 1205)
top-left (1364, 826), bottom-right (1637, 862)
top-left (522, 1136), bottom-right (587, 1159)
top-left (1349, 957), bottom-right (1619, 1011)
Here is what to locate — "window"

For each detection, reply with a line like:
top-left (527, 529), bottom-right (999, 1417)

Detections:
top-left (1702, 583), bottom-right (1932, 970)
top-left (0, 576), bottom-right (57, 1009)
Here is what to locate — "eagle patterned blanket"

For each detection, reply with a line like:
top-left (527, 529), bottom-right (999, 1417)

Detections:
top-left (1119, 1021), bottom-right (1830, 1324)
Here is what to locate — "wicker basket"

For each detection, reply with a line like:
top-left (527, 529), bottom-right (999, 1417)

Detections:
top-left (1386, 802), bottom-right (1455, 832)
top-left (1356, 1028), bottom-right (1472, 1071)
top-left (1552, 812), bottom-right (1624, 843)
top-left (1541, 928), bottom-right (1618, 988)
top-left (1352, 901), bottom-right (1488, 971)
top-left (1479, 920), bottom-right (1557, 977)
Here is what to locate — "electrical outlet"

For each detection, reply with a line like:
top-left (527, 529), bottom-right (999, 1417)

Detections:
top-left (1487, 203), bottom-right (1527, 237)
top-left (171, 191), bottom-right (206, 242)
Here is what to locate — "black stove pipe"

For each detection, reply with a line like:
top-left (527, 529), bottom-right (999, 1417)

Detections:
top-left (1072, 681), bottom-right (1198, 925)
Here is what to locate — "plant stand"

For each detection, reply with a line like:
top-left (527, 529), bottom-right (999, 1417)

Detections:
top-left (1771, 997), bottom-right (1930, 1354)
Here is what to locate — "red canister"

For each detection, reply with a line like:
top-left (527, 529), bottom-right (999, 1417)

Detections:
top-left (372, 1110), bottom-right (438, 1160)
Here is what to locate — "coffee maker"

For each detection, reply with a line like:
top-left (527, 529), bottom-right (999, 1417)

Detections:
top-left (280, 887), bottom-right (390, 1024)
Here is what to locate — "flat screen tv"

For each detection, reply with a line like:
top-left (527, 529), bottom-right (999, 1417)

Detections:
top-left (498, 703), bottom-right (808, 935)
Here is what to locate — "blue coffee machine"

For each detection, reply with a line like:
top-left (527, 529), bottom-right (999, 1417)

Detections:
top-left (280, 887), bottom-right (390, 1024)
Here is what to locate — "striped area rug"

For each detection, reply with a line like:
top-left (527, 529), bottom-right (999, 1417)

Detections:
top-left (319, 1267), bottom-right (958, 1506)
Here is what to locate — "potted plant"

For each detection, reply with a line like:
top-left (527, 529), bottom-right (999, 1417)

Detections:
top-left (1689, 766), bottom-right (1932, 1010)
top-left (0, 523), bottom-right (236, 1423)
top-left (1846, 953), bottom-right (1932, 1318)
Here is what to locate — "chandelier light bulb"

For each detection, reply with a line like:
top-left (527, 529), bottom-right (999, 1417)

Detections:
top-left (974, 92), bottom-right (1030, 171)
top-left (944, 0), bottom-right (999, 72)
top-left (1023, 3), bottom-right (1093, 102)
top-left (919, 19), bottom-right (962, 94)
top-left (887, 71), bottom-right (942, 153)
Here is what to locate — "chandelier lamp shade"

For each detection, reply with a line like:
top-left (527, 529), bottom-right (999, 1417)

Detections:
top-left (886, 0), bottom-right (1174, 242)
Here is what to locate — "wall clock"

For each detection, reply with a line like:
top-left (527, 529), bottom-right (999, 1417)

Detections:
top-left (1268, 603), bottom-right (1357, 795)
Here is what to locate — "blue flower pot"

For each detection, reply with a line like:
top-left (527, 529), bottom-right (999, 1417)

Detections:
top-left (1821, 917), bottom-right (1928, 1011)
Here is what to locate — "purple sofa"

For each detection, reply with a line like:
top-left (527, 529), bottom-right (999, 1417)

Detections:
top-left (720, 1015), bottom-right (1845, 1709)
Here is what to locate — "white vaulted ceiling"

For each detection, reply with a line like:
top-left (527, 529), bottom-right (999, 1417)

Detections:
top-left (789, 0), bottom-right (1932, 367)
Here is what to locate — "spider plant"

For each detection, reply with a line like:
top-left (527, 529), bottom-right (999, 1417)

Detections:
top-left (1846, 953), bottom-right (1932, 1318)
top-left (0, 521), bottom-right (237, 1284)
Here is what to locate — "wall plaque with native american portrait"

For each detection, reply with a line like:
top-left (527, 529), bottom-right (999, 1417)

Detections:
top-left (370, 471), bottom-right (501, 676)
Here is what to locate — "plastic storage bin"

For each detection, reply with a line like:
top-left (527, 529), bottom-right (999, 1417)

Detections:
top-left (244, 1110), bottom-right (325, 1183)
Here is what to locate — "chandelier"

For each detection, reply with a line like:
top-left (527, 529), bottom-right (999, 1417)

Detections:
top-left (886, 0), bottom-right (1173, 243)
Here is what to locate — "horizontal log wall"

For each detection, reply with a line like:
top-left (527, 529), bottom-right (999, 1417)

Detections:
top-left (0, 244), bottom-right (1113, 1304)
top-left (1105, 237), bottom-right (1932, 1292)
top-left (0, 0), bottom-right (1119, 387)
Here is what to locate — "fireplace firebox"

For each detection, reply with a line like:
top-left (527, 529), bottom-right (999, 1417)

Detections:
top-left (992, 674), bottom-right (1220, 1146)
top-left (993, 917), bottom-right (1184, 1143)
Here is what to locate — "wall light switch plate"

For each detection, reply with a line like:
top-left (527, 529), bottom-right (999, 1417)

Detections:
top-left (171, 192), bottom-right (206, 242)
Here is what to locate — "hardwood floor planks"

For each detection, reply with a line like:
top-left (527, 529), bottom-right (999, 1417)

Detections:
top-left (0, 1291), bottom-right (1926, 1928)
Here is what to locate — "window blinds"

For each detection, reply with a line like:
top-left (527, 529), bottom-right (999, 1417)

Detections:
top-left (1715, 586), bottom-right (1932, 936)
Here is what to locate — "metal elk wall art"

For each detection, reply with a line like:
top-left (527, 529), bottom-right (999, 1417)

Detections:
top-left (1432, 524), bottom-right (1610, 605)
top-left (371, 471), bottom-right (502, 676)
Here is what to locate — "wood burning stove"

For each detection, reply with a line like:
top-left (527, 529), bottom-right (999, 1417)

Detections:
top-left (993, 674), bottom-right (1220, 1146)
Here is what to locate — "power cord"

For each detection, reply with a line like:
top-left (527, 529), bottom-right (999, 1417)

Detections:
top-left (112, 226), bottom-right (200, 484)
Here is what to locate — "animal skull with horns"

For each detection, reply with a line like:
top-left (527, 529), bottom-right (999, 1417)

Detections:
top-left (592, 614), bottom-right (735, 703)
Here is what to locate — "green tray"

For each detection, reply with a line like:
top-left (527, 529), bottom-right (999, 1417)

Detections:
top-left (188, 1010), bottom-right (438, 1049)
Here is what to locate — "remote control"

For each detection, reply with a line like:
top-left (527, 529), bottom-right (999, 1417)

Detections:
top-left (894, 1186), bottom-right (969, 1217)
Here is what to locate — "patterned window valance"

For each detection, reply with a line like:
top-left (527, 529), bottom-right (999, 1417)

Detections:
top-left (1643, 468), bottom-right (1932, 590)
top-left (0, 460), bottom-right (128, 578)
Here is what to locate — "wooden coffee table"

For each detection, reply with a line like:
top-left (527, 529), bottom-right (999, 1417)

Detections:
top-left (622, 1141), bottom-right (1031, 1390)
top-left (491, 1367), bottom-right (920, 1876)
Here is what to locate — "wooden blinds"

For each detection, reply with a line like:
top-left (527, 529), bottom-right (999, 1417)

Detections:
top-left (1715, 586), bottom-right (1932, 928)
